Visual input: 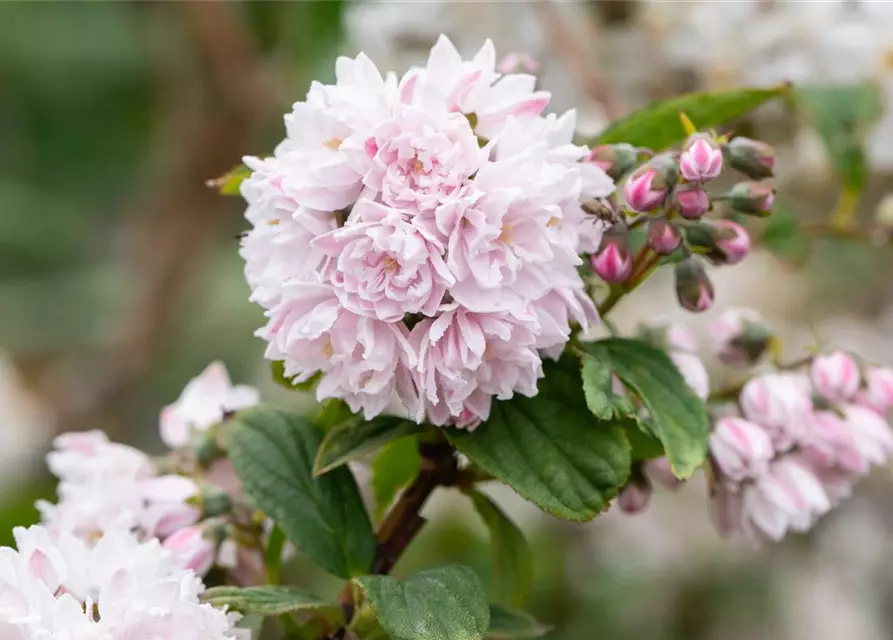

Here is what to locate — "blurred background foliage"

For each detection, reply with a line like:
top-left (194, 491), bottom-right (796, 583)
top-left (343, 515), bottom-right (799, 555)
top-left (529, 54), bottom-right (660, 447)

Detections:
top-left (3, 2), bottom-right (893, 639)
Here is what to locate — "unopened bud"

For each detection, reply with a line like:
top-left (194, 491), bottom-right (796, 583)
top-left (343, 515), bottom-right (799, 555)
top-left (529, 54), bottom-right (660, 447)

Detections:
top-left (162, 523), bottom-right (219, 576)
top-left (644, 457), bottom-right (684, 490)
top-left (591, 226), bottom-right (632, 283)
top-left (811, 351), bottom-right (860, 403)
top-left (673, 184), bottom-right (710, 219)
top-left (683, 221), bottom-right (749, 266)
top-left (646, 219), bottom-right (681, 255)
top-left (586, 143), bottom-right (639, 180)
top-left (190, 429), bottom-right (225, 468)
top-left (675, 257), bottom-right (714, 313)
top-left (710, 417), bottom-right (774, 482)
top-left (861, 366), bottom-right (893, 414)
top-left (728, 181), bottom-right (775, 217)
top-left (679, 133), bottom-right (723, 182)
top-left (624, 155), bottom-right (676, 213)
top-left (617, 467), bottom-right (651, 514)
top-left (712, 220), bottom-right (751, 264)
top-left (710, 307), bottom-right (773, 365)
top-left (200, 485), bottom-right (233, 518)
top-left (723, 137), bottom-right (776, 179)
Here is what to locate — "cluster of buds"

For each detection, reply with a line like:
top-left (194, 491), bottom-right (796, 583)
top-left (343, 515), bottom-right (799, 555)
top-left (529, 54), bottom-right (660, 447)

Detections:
top-left (587, 130), bottom-right (777, 314)
top-left (711, 351), bottom-right (893, 541)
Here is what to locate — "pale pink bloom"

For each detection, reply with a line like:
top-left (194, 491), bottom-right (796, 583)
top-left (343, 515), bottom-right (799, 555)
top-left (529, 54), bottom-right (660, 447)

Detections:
top-left (740, 372), bottom-right (813, 450)
top-left (314, 200), bottom-right (455, 322)
top-left (670, 351), bottom-right (710, 400)
top-left (532, 287), bottom-right (598, 359)
top-left (801, 410), bottom-right (867, 475)
top-left (710, 307), bottom-right (767, 365)
top-left (811, 351), bottom-right (860, 403)
top-left (716, 457), bottom-right (830, 541)
top-left (413, 306), bottom-right (542, 428)
top-left (409, 36), bottom-right (550, 140)
top-left (163, 525), bottom-right (217, 577)
top-left (840, 403), bottom-right (893, 467)
top-left (160, 362), bottom-right (260, 449)
top-left (240, 36), bottom-right (614, 424)
top-left (0, 526), bottom-right (242, 638)
top-left (679, 134), bottom-right (723, 182)
top-left (38, 431), bottom-right (200, 542)
top-left (496, 52), bottom-right (540, 75)
top-left (342, 104), bottom-right (484, 211)
top-left (261, 284), bottom-right (418, 419)
top-left (710, 417), bottom-right (774, 482)
top-left (744, 457), bottom-right (830, 540)
top-left (860, 365), bottom-right (893, 414)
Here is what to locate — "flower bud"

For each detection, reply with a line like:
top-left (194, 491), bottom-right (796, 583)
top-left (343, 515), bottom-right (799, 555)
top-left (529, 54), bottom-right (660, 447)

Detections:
top-left (673, 184), bottom-right (710, 219)
top-left (860, 365), bottom-right (893, 414)
top-left (163, 524), bottom-right (218, 576)
top-left (644, 457), bottom-right (683, 490)
top-left (586, 143), bottom-right (639, 181)
top-left (723, 137), bottom-right (776, 179)
top-left (710, 416), bottom-right (774, 482)
top-left (712, 220), bottom-right (751, 264)
top-left (624, 155), bottom-right (676, 213)
top-left (740, 372), bottom-right (812, 450)
top-left (646, 219), bottom-right (681, 255)
top-left (671, 351), bottom-right (709, 400)
top-left (591, 226), bottom-right (632, 283)
top-left (200, 485), bottom-right (233, 518)
top-left (728, 181), bottom-right (775, 217)
top-left (674, 257), bottom-right (714, 313)
top-left (710, 307), bottom-right (773, 366)
top-left (679, 133), bottom-right (723, 182)
top-left (811, 351), bottom-right (860, 404)
top-left (638, 318), bottom-right (697, 353)
top-left (617, 468), bottom-right (651, 514)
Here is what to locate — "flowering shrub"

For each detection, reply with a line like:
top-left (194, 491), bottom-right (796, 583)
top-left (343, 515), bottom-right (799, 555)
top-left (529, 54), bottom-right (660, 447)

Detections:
top-left (4, 35), bottom-right (893, 639)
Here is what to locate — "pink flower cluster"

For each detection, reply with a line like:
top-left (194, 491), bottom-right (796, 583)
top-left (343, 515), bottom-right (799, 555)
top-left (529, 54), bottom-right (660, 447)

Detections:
top-left (711, 353), bottom-right (893, 541)
top-left (11, 364), bottom-right (261, 636)
top-left (240, 36), bottom-right (614, 428)
top-left (0, 526), bottom-right (244, 639)
top-left (38, 363), bottom-right (259, 576)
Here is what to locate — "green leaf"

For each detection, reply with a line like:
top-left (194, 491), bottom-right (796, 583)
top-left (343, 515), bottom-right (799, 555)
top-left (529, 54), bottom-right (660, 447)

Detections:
top-left (271, 360), bottom-right (320, 392)
top-left (468, 490), bottom-right (533, 608)
top-left (486, 605), bottom-right (550, 639)
top-left (448, 359), bottom-right (631, 521)
top-left (758, 202), bottom-right (810, 265)
top-left (201, 585), bottom-right (345, 623)
top-left (264, 524), bottom-right (286, 584)
top-left (228, 405), bottom-right (375, 578)
top-left (354, 565), bottom-right (490, 640)
top-left (315, 398), bottom-right (356, 431)
top-left (580, 339), bottom-right (709, 479)
top-left (796, 83), bottom-right (883, 192)
top-left (623, 420), bottom-right (665, 461)
top-left (208, 163), bottom-right (251, 196)
top-left (593, 85), bottom-right (789, 150)
top-left (314, 416), bottom-right (427, 476)
top-left (580, 353), bottom-right (637, 421)
top-left (372, 437), bottom-right (422, 521)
